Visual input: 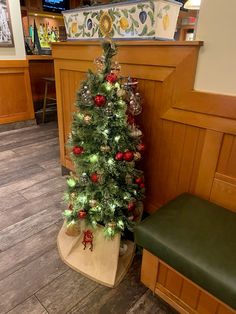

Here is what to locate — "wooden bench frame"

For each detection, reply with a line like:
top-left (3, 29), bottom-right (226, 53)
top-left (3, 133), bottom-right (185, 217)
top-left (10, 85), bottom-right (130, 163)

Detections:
top-left (141, 250), bottom-right (235, 314)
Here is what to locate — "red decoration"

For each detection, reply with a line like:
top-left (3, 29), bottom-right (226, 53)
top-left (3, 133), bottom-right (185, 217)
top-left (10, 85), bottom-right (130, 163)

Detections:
top-left (73, 146), bottom-right (84, 155)
top-left (115, 152), bottom-right (124, 161)
top-left (82, 230), bottom-right (93, 251)
top-left (140, 183), bottom-right (145, 189)
top-left (94, 95), bottom-right (106, 107)
top-left (91, 172), bottom-right (99, 183)
top-left (78, 210), bottom-right (87, 219)
top-left (137, 143), bottom-right (145, 151)
top-left (123, 151), bottom-right (134, 162)
top-left (106, 73), bottom-right (117, 83)
top-left (135, 177), bottom-right (143, 185)
top-left (127, 114), bottom-right (135, 125)
top-left (128, 202), bottom-right (136, 211)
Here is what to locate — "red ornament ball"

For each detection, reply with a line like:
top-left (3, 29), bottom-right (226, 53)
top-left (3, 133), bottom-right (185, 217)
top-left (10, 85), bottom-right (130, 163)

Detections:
top-left (123, 151), bottom-right (134, 162)
top-left (106, 73), bottom-right (118, 84)
top-left (137, 143), bottom-right (145, 151)
top-left (140, 183), bottom-right (145, 189)
top-left (73, 146), bottom-right (84, 155)
top-left (91, 172), bottom-right (99, 183)
top-left (128, 202), bottom-right (136, 212)
top-left (78, 210), bottom-right (87, 219)
top-left (135, 177), bottom-right (143, 185)
top-left (115, 152), bottom-right (124, 161)
top-left (94, 95), bottom-right (106, 107)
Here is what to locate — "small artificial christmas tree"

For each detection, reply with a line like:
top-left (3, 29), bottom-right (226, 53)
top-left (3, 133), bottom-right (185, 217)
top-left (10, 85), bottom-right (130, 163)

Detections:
top-left (63, 41), bottom-right (145, 242)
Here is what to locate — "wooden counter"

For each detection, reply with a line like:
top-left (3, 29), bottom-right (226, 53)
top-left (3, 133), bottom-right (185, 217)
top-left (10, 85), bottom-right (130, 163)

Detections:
top-left (27, 55), bottom-right (55, 103)
top-left (52, 40), bottom-right (236, 213)
top-left (0, 60), bottom-right (35, 125)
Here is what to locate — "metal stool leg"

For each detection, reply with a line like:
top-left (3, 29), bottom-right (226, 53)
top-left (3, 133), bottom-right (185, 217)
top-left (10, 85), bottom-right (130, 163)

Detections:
top-left (42, 81), bottom-right (48, 123)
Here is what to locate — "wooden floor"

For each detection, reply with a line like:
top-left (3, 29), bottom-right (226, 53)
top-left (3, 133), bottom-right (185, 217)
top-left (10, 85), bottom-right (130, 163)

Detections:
top-left (0, 122), bottom-right (177, 314)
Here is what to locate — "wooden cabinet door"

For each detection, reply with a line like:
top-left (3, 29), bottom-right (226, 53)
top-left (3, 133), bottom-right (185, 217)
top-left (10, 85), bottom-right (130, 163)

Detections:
top-left (69, 0), bottom-right (81, 9)
top-left (27, 0), bottom-right (42, 11)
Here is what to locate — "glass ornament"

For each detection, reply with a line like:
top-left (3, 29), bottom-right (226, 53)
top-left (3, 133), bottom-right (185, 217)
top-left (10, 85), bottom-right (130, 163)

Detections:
top-left (79, 173), bottom-right (89, 186)
top-left (94, 56), bottom-right (105, 73)
top-left (104, 102), bottom-right (113, 117)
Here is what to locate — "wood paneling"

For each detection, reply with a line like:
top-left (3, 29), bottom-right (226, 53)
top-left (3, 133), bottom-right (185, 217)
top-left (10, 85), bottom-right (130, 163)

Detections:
top-left (27, 57), bottom-right (55, 102)
top-left (141, 250), bottom-right (235, 314)
top-left (52, 41), bottom-right (236, 212)
top-left (0, 60), bottom-right (35, 125)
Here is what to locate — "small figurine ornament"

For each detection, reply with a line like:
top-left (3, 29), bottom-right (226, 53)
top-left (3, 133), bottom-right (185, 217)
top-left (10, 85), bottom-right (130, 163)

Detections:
top-left (82, 230), bottom-right (94, 251)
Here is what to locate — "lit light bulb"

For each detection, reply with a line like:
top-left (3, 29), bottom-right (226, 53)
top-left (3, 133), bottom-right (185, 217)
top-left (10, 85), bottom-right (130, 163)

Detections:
top-left (89, 154), bottom-right (99, 163)
top-left (108, 158), bottom-right (114, 165)
top-left (115, 135), bottom-right (120, 142)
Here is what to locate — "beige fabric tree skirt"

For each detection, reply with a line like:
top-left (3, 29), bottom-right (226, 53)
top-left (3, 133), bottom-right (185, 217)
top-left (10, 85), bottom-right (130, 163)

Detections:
top-left (57, 222), bottom-right (135, 287)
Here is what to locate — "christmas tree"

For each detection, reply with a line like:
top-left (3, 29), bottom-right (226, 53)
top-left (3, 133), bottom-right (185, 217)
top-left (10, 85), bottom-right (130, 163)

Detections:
top-left (63, 41), bottom-right (145, 240)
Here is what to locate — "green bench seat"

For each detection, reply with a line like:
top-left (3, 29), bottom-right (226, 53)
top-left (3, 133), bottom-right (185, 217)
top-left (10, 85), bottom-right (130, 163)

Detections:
top-left (134, 193), bottom-right (236, 310)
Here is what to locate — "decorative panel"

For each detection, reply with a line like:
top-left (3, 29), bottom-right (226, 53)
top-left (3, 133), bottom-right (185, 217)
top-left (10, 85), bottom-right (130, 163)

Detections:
top-left (0, 60), bottom-right (35, 124)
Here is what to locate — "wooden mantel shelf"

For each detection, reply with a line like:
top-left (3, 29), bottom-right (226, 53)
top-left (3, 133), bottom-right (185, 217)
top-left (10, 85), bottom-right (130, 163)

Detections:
top-left (52, 40), bottom-right (203, 47)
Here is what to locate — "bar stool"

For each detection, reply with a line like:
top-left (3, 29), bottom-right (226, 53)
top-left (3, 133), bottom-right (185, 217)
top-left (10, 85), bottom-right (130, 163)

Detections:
top-left (42, 77), bottom-right (57, 123)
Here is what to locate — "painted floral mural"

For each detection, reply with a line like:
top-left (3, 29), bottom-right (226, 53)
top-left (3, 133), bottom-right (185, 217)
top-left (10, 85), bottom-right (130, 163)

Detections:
top-left (63, 0), bottom-right (181, 40)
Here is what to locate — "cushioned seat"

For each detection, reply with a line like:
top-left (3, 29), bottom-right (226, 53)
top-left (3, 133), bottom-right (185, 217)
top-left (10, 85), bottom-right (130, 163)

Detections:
top-left (134, 193), bottom-right (236, 310)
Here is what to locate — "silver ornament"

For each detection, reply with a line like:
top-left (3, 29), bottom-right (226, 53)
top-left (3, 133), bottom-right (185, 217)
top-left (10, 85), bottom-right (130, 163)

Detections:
top-left (79, 173), bottom-right (89, 186)
top-left (104, 102), bottom-right (113, 117)
top-left (134, 152), bottom-right (141, 161)
top-left (130, 128), bottom-right (142, 138)
top-left (100, 145), bottom-right (111, 153)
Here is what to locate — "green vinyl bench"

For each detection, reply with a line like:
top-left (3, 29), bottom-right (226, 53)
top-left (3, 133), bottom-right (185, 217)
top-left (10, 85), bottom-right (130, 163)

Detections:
top-left (134, 193), bottom-right (236, 314)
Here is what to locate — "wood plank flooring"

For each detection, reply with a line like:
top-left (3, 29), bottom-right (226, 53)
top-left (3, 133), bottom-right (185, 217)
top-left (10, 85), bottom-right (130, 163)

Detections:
top-left (0, 122), bottom-right (177, 314)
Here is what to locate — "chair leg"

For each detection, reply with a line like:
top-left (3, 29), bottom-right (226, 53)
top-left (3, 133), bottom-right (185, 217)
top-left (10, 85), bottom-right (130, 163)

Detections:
top-left (42, 81), bottom-right (48, 123)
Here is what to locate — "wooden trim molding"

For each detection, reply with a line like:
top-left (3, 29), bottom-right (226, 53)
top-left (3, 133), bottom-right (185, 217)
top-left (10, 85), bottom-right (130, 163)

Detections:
top-left (162, 108), bottom-right (236, 135)
top-left (0, 60), bottom-right (35, 125)
top-left (174, 90), bottom-right (236, 120)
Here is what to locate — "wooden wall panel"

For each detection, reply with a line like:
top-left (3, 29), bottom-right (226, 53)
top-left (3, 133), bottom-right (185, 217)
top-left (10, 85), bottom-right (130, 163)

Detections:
top-left (217, 135), bottom-right (236, 178)
top-left (0, 60), bottom-right (35, 124)
top-left (53, 41), bottom-right (236, 212)
top-left (28, 58), bottom-right (55, 102)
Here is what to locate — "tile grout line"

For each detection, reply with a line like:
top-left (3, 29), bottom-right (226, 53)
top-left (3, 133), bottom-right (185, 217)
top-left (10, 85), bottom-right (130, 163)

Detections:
top-left (34, 293), bottom-right (50, 314)
top-left (0, 242), bottom-right (67, 288)
top-left (0, 217), bottom-right (63, 254)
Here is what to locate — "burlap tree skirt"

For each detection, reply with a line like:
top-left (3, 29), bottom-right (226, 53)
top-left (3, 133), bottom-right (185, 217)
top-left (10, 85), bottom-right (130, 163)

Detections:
top-left (57, 223), bottom-right (135, 287)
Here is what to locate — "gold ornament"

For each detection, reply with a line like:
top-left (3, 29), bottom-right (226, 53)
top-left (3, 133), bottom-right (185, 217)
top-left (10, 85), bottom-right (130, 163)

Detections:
top-left (84, 115), bottom-right (92, 124)
top-left (99, 12), bottom-right (113, 37)
top-left (134, 152), bottom-right (141, 161)
top-left (71, 192), bottom-right (76, 199)
top-left (111, 61), bottom-right (121, 76)
top-left (65, 221), bottom-right (81, 237)
top-left (94, 56), bottom-right (105, 73)
top-left (100, 145), bottom-right (111, 153)
top-left (117, 89), bottom-right (126, 98)
top-left (89, 199), bottom-right (97, 207)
